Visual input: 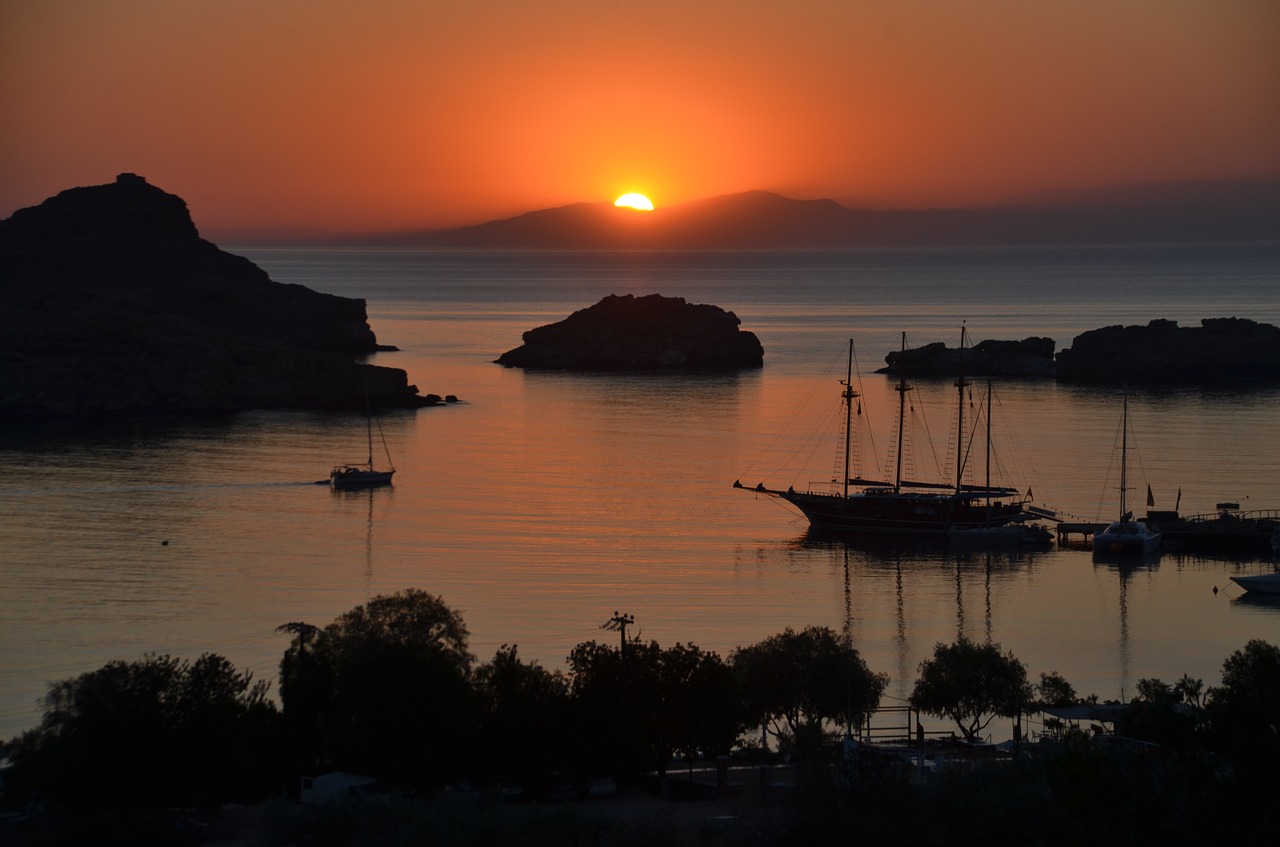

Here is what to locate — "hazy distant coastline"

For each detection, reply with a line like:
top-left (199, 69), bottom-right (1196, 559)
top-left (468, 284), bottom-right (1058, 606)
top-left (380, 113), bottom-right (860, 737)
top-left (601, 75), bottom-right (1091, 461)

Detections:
top-left (211, 178), bottom-right (1280, 249)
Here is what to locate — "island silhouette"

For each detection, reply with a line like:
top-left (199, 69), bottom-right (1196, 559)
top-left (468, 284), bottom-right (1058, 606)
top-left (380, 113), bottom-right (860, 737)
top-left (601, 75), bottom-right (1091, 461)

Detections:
top-left (326, 179), bottom-right (1280, 250)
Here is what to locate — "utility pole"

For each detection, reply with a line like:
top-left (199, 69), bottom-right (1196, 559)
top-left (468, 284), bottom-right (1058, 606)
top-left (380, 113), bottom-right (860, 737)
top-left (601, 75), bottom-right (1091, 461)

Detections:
top-left (602, 611), bottom-right (634, 653)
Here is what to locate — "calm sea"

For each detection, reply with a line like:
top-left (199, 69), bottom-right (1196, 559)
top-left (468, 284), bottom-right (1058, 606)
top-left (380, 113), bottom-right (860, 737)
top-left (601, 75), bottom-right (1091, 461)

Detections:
top-left (3, 244), bottom-right (1279, 740)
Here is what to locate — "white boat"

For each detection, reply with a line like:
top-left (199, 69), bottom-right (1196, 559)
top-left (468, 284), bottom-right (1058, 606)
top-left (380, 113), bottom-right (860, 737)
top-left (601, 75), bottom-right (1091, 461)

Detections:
top-left (1093, 391), bottom-right (1161, 555)
top-left (331, 402), bottom-right (396, 489)
top-left (1230, 572), bottom-right (1280, 595)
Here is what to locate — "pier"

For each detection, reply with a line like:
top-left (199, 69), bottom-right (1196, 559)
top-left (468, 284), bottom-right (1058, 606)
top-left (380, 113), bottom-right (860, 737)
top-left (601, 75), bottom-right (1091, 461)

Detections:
top-left (1057, 521), bottom-right (1108, 545)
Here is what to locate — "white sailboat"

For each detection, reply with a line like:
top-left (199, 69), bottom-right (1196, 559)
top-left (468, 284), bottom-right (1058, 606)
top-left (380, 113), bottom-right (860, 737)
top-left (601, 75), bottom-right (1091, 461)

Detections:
top-left (330, 401), bottom-right (396, 489)
top-left (1093, 391), bottom-right (1161, 555)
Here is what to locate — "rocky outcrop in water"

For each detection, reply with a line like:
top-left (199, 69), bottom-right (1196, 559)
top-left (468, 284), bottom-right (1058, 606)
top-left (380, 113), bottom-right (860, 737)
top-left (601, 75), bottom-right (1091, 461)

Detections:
top-left (1055, 318), bottom-right (1280, 381)
top-left (495, 293), bottom-right (764, 369)
top-left (0, 174), bottom-right (443, 415)
top-left (879, 337), bottom-right (1056, 377)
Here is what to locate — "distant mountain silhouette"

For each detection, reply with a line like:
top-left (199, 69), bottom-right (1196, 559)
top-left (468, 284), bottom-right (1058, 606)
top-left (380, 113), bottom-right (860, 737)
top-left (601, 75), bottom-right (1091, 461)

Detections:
top-left (322, 178), bottom-right (1280, 249)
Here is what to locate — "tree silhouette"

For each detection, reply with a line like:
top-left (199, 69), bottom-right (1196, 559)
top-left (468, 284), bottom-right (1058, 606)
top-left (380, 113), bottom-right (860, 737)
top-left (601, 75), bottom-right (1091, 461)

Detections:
top-left (910, 637), bottom-right (1031, 742)
top-left (1207, 639), bottom-right (1280, 780)
top-left (1036, 671), bottom-right (1078, 707)
top-left (5, 653), bottom-right (281, 813)
top-left (278, 589), bottom-right (476, 788)
top-left (472, 644), bottom-right (572, 793)
top-left (731, 626), bottom-right (887, 757)
top-left (563, 639), bottom-right (746, 785)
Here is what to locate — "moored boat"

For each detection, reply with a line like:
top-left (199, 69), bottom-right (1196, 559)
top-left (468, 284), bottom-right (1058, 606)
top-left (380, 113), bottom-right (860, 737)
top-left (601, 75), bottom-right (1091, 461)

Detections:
top-left (737, 333), bottom-right (1050, 537)
top-left (1093, 391), bottom-right (1160, 556)
top-left (1230, 572), bottom-right (1280, 595)
top-left (1146, 502), bottom-right (1280, 553)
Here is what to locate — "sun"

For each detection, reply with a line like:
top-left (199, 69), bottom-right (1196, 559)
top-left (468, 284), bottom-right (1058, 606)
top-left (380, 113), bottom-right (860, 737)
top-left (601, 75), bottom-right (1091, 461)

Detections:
top-left (614, 192), bottom-right (654, 211)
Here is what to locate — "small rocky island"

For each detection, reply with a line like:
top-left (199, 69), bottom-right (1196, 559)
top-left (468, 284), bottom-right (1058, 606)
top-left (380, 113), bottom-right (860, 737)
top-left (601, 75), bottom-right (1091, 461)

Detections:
top-left (0, 174), bottom-right (445, 415)
top-left (879, 319), bottom-right (1280, 382)
top-left (1055, 318), bottom-right (1280, 381)
top-left (880, 337), bottom-right (1056, 377)
top-left (495, 293), bottom-right (764, 369)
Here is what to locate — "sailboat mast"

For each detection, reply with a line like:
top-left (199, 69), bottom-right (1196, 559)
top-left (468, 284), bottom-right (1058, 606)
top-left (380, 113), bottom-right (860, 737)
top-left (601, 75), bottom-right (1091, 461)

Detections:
top-left (841, 339), bottom-right (855, 499)
top-left (365, 393), bottom-right (374, 468)
top-left (954, 325), bottom-right (968, 493)
top-left (985, 380), bottom-right (992, 510)
top-left (1119, 390), bottom-right (1129, 520)
top-left (894, 332), bottom-right (909, 494)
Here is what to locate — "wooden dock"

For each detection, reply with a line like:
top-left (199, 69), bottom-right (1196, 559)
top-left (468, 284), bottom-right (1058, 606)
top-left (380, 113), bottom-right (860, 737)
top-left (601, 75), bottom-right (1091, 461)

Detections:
top-left (1057, 522), bottom-right (1108, 545)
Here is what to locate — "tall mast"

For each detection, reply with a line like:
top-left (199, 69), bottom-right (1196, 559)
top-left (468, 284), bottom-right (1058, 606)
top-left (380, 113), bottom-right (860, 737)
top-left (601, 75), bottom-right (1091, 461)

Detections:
top-left (894, 332), bottom-right (910, 494)
top-left (840, 339), bottom-right (856, 498)
top-left (1120, 389), bottom-right (1129, 521)
top-left (985, 380), bottom-right (994, 513)
top-left (365, 393), bottom-right (374, 468)
top-left (954, 325), bottom-right (969, 494)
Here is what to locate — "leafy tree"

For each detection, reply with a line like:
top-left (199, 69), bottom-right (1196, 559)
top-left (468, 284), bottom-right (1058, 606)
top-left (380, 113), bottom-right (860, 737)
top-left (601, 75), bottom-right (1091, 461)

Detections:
top-left (4, 653), bottom-right (281, 814)
top-left (1174, 674), bottom-right (1205, 710)
top-left (1135, 677), bottom-right (1176, 705)
top-left (731, 626), bottom-right (887, 758)
top-left (564, 639), bottom-right (746, 785)
top-left (1125, 677), bottom-right (1200, 747)
top-left (1036, 671), bottom-right (1078, 707)
top-left (1206, 639), bottom-right (1280, 775)
top-left (472, 644), bottom-right (572, 792)
top-left (278, 589), bottom-right (476, 788)
top-left (910, 637), bottom-right (1031, 742)
top-left (658, 642), bottom-right (747, 770)
top-left (565, 638), bottom-right (665, 784)
top-left (1209, 639), bottom-right (1280, 737)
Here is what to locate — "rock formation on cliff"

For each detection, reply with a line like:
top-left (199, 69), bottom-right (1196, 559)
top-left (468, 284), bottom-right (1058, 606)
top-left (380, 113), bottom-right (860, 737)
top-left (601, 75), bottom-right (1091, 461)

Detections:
top-left (878, 337), bottom-right (1056, 377)
top-left (0, 174), bottom-right (440, 415)
top-left (1055, 318), bottom-right (1280, 381)
top-left (495, 293), bottom-right (764, 369)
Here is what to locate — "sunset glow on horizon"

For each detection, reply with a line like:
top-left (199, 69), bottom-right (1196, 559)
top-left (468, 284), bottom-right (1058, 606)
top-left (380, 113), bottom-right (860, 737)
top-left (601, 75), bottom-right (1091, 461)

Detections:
top-left (2, 1), bottom-right (1277, 236)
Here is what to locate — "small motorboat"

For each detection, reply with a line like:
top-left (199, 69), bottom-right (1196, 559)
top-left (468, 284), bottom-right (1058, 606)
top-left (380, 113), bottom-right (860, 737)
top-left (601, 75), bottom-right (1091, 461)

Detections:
top-left (1230, 572), bottom-right (1280, 595)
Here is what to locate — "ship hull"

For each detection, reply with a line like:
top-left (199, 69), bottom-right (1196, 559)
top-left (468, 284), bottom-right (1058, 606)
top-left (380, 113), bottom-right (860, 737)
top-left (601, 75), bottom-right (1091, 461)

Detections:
top-left (780, 488), bottom-right (1026, 535)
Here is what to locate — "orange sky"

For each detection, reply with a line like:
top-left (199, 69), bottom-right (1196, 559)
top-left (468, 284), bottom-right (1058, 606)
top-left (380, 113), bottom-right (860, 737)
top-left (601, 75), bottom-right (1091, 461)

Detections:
top-left (2, 0), bottom-right (1277, 235)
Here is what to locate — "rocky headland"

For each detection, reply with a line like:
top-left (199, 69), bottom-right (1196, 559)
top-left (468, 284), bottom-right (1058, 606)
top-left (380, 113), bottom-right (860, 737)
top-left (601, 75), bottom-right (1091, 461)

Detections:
top-left (495, 294), bottom-right (764, 370)
top-left (877, 318), bottom-right (1280, 381)
top-left (0, 174), bottom-right (444, 415)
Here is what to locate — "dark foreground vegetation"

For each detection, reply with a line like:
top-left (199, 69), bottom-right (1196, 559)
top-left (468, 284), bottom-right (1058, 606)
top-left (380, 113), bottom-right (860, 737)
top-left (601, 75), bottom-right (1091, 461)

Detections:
top-left (2, 589), bottom-right (1275, 845)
